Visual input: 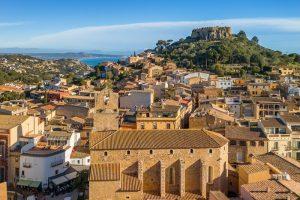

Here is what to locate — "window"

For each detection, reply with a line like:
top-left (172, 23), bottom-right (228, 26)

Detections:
top-left (259, 141), bottom-right (264, 146)
top-left (0, 140), bottom-right (5, 158)
top-left (250, 141), bottom-right (256, 146)
top-left (140, 123), bottom-right (145, 130)
top-left (77, 160), bottom-right (80, 164)
top-left (15, 168), bottom-right (19, 177)
top-left (273, 142), bottom-right (279, 150)
top-left (169, 167), bottom-right (175, 185)
top-left (208, 166), bottom-right (213, 184)
top-left (126, 150), bottom-right (131, 155)
top-left (236, 152), bottom-right (244, 162)
top-left (149, 150), bottom-right (153, 155)
top-left (208, 149), bottom-right (213, 154)
top-left (170, 149), bottom-right (173, 154)
top-left (239, 141), bottom-right (246, 146)
top-left (87, 159), bottom-right (90, 163)
top-left (190, 149), bottom-right (194, 154)
top-left (104, 151), bottom-right (108, 156)
top-left (166, 123), bottom-right (171, 129)
top-left (230, 140), bottom-right (237, 146)
top-left (21, 170), bottom-right (24, 176)
top-left (296, 152), bottom-right (300, 160)
top-left (55, 170), bottom-right (59, 175)
top-left (153, 122), bottom-right (157, 129)
top-left (0, 167), bottom-right (5, 182)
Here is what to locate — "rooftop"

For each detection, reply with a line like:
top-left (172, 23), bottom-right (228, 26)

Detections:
top-left (260, 118), bottom-right (286, 128)
top-left (22, 144), bottom-right (66, 157)
top-left (238, 163), bottom-right (269, 174)
top-left (0, 115), bottom-right (29, 130)
top-left (90, 129), bottom-right (228, 150)
top-left (256, 152), bottom-right (300, 183)
top-left (225, 126), bottom-right (266, 141)
top-left (241, 179), bottom-right (299, 200)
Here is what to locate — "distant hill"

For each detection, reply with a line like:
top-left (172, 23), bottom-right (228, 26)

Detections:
top-left (0, 54), bottom-right (93, 84)
top-left (154, 27), bottom-right (300, 76)
top-left (26, 52), bottom-right (122, 60)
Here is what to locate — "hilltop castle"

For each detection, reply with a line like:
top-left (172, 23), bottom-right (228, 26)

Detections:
top-left (191, 26), bottom-right (232, 40)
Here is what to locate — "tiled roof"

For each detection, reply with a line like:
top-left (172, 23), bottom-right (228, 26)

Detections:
top-left (238, 163), bottom-right (269, 174)
top-left (225, 126), bottom-right (266, 141)
top-left (256, 153), bottom-right (300, 183)
top-left (143, 192), bottom-right (203, 200)
top-left (0, 115), bottom-right (29, 130)
top-left (280, 114), bottom-right (300, 123)
top-left (90, 129), bottom-right (228, 150)
top-left (260, 118), bottom-right (285, 128)
top-left (120, 174), bottom-right (141, 192)
top-left (89, 163), bottom-right (120, 181)
top-left (241, 179), bottom-right (299, 200)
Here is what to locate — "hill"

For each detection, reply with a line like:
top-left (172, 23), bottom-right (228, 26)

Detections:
top-left (154, 27), bottom-right (300, 76)
top-left (0, 54), bottom-right (93, 84)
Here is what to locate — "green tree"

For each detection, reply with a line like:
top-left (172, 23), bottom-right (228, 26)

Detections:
top-left (251, 36), bottom-right (259, 44)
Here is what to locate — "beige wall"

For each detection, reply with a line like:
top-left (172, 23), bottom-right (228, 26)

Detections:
top-left (90, 144), bottom-right (228, 199)
top-left (0, 182), bottom-right (7, 200)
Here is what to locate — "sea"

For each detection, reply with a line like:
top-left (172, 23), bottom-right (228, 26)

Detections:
top-left (80, 56), bottom-right (123, 67)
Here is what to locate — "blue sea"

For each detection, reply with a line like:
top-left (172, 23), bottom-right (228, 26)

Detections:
top-left (80, 56), bottom-right (122, 67)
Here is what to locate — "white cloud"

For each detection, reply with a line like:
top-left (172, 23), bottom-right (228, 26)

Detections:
top-left (0, 22), bottom-right (27, 27)
top-left (17, 18), bottom-right (300, 50)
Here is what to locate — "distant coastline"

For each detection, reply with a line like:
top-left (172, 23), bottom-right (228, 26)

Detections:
top-left (80, 56), bottom-right (123, 67)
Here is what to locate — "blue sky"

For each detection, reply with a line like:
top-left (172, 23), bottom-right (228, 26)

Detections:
top-left (1, 0), bottom-right (300, 53)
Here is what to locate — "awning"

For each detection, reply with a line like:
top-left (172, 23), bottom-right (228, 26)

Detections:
top-left (64, 172), bottom-right (78, 181)
top-left (52, 176), bottom-right (68, 185)
top-left (17, 179), bottom-right (41, 188)
top-left (51, 170), bottom-right (79, 186)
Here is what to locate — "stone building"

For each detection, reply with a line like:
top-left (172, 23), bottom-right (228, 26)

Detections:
top-left (89, 129), bottom-right (229, 200)
top-left (93, 89), bottom-right (119, 131)
top-left (225, 126), bottom-right (268, 164)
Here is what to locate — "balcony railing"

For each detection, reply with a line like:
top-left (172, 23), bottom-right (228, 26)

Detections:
top-left (50, 160), bottom-right (64, 167)
top-left (23, 163), bottom-right (31, 168)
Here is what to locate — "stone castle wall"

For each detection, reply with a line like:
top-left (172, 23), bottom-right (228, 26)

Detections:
top-left (191, 26), bottom-right (232, 40)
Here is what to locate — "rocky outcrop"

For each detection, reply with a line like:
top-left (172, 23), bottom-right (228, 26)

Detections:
top-left (191, 26), bottom-right (232, 40)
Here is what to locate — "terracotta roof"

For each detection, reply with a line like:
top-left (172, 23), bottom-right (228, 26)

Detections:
top-left (238, 163), bottom-right (269, 174)
top-left (280, 114), bottom-right (300, 123)
top-left (90, 129), bottom-right (228, 150)
top-left (143, 192), bottom-right (203, 200)
top-left (252, 97), bottom-right (282, 103)
top-left (256, 153), bottom-right (300, 183)
top-left (260, 118), bottom-right (285, 128)
top-left (241, 179), bottom-right (299, 200)
top-left (89, 163), bottom-right (120, 181)
top-left (40, 104), bottom-right (56, 111)
top-left (225, 126), bottom-right (266, 141)
top-left (71, 116), bottom-right (85, 124)
top-left (120, 174), bottom-right (141, 192)
top-left (0, 115), bottom-right (29, 130)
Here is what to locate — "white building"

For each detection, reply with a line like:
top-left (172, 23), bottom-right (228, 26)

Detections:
top-left (225, 96), bottom-right (241, 118)
top-left (18, 128), bottom-right (80, 189)
top-left (119, 90), bottom-right (154, 110)
top-left (19, 145), bottom-right (72, 189)
top-left (216, 76), bottom-right (233, 89)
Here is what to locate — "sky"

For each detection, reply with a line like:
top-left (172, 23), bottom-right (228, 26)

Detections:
top-left (0, 0), bottom-right (300, 53)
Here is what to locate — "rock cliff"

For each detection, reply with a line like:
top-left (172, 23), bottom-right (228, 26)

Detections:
top-left (191, 26), bottom-right (232, 40)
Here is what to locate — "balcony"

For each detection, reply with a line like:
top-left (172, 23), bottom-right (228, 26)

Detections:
top-left (50, 160), bottom-right (64, 167)
top-left (23, 163), bottom-right (31, 168)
